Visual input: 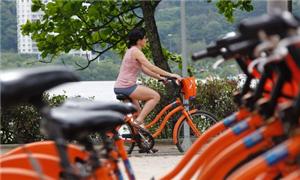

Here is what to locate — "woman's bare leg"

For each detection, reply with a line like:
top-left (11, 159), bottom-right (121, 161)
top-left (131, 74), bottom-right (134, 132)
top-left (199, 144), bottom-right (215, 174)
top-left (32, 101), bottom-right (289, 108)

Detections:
top-left (130, 85), bottom-right (160, 124)
top-left (131, 99), bottom-right (141, 118)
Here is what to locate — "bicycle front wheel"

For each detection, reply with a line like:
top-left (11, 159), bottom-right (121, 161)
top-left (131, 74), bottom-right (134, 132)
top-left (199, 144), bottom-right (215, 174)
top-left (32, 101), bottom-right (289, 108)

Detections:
top-left (176, 110), bottom-right (218, 152)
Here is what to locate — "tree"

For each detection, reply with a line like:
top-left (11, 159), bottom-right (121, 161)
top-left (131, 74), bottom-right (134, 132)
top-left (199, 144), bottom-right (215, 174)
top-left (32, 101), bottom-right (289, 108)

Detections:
top-left (140, 1), bottom-right (171, 72)
top-left (22, 0), bottom-right (172, 71)
top-left (22, 0), bottom-right (256, 71)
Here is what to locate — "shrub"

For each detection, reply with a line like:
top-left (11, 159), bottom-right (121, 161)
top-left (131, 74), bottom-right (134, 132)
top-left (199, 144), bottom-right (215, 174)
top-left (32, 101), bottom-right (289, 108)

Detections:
top-left (0, 94), bottom-right (67, 144)
top-left (141, 77), bottom-right (239, 138)
top-left (193, 78), bottom-right (239, 119)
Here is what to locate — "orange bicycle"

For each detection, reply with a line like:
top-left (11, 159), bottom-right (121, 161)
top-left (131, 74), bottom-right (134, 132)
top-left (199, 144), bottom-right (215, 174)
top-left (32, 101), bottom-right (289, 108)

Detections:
top-left (178, 12), bottom-right (300, 180)
top-left (116, 76), bottom-right (218, 153)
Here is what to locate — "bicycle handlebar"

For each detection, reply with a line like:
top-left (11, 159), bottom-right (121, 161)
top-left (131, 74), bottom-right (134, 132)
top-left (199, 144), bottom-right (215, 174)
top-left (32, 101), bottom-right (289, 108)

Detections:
top-left (158, 76), bottom-right (181, 92)
top-left (224, 39), bottom-right (260, 58)
top-left (192, 38), bottom-right (258, 61)
top-left (192, 12), bottom-right (299, 62)
top-left (192, 34), bottom-right (247, 61)
top-left (158, 76), bottom-right (179, 84)
top-left (192, 48), bottom-right (219, 61)
top-left (239, 11), bottom-right (299, 38)
top-left (216, 34), bottom-right (245, 47)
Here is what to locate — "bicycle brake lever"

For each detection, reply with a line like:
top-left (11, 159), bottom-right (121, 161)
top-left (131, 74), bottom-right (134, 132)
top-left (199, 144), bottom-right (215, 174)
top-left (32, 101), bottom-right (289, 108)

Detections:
top-left (212, 58), bottom-right (225, 69)
top-left (257, 47), bottom-right (288, 72)
top-left (247, 56), bottom-right (266, 74)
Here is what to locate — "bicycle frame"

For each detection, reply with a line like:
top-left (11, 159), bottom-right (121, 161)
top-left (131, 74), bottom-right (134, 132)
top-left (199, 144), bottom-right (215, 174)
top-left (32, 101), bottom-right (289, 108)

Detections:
top-left (1, 137), bottom-right (135, 180)
top-left (160, 107), bottom-right (250, 180)
top-left (198, 118), bottom-right (285, 179)
top-left (0, 167), bottom-right (53, 180)
top-left (1, 152), bottom-right (120, 180)
top-left (283, 169), bottom-right (300, 180)
top-left (181, 112), bottom-right (265, 179)
top-left (143, 98), bottom-right (200, 141)
top-left (0, 153), bottom-right (62, 179)
top-left (115, 139), bottom-right (135, 180)
top-left (113, 133), bottom-right (136, 180)
top-left (228, 134), bottom-right (300, 179)
top-left (0, 141), bottom-right (89, 163)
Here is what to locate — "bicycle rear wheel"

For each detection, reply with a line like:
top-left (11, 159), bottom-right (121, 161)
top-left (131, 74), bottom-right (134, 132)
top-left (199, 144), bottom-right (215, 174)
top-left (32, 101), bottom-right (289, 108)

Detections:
top-left (136, 127), bottom-right (155, 152)
top-left (117, 123), bottom-right (135, 154)
top-left (176, 110), bottom-right (218, 152)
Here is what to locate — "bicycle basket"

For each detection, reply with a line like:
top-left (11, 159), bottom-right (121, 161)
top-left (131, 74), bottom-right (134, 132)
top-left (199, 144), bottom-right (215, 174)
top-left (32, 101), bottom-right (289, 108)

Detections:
top-left (181, 77), bottom-right (197, 100)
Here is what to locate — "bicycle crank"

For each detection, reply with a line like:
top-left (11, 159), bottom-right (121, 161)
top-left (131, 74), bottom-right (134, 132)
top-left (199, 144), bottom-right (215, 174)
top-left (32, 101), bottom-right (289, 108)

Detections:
top-left (136, 128), bottom-right (155, 153)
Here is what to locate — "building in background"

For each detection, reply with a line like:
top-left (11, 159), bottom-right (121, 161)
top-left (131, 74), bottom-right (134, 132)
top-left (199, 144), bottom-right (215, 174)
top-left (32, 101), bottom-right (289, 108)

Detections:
top-left (16, 0), bottom-right (92, 58)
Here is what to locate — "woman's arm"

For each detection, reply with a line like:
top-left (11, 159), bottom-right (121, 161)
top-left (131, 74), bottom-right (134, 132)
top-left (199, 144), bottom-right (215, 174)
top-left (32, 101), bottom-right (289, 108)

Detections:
top-left (141, 65), bottom-right (163, 80)
top-left (133, 48), bottom-right (181, 79)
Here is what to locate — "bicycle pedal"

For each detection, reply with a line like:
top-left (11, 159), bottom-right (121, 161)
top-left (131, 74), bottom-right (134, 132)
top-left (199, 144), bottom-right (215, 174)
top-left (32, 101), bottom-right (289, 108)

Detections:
top-left (121, 134), bottom-right (132, 138)
top-left (150, 148), bottom-right (158, 153)
top-left (138, 149), bottom-right (149, 153)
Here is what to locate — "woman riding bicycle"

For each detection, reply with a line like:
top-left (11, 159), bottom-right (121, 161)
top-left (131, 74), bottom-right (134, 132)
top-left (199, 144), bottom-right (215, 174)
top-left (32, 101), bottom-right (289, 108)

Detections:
top-left (114, 27), bottom-right (182, 127)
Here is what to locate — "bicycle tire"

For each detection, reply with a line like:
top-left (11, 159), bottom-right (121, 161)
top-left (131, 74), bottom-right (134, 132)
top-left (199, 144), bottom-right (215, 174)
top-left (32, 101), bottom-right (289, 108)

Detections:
top-left (117, 123), bottom-right (136, 154)
top-left (176, 110), bottom-right (218, 152)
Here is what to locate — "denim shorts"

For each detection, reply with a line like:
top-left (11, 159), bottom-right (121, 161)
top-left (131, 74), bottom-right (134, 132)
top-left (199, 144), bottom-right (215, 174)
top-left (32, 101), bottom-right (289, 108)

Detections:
top-left (114, 84), bottom-right (138, 96)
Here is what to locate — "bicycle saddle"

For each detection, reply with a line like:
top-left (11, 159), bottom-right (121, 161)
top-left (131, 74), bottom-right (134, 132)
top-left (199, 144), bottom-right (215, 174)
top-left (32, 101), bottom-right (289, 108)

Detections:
top-left (62, 98), bottom-right (137, 115)
top-left (0, 66), bottom-right (79, 106)
top-left (45, 107), bottom-right (125, 139)
top-left (116, 93), bottom-right (132, 101)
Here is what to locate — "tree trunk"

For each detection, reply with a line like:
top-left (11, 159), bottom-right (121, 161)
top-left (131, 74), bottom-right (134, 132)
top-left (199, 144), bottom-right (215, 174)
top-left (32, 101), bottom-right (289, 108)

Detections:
top-left (288, 0), bottom-right (292, 12)
top-left (140, 1), bottom-right (172, 72)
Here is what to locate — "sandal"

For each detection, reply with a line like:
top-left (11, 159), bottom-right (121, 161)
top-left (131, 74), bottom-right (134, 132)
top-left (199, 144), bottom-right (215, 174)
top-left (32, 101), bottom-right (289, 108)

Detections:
top-left (133, 120), bottom-right (145, 128)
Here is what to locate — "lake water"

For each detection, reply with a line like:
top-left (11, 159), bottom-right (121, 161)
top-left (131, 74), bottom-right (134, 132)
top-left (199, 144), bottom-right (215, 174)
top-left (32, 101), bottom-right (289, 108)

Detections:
top-left (47, 81), bottom-right (118, 102)
top-left (47, 77), bottom-right (247, 102)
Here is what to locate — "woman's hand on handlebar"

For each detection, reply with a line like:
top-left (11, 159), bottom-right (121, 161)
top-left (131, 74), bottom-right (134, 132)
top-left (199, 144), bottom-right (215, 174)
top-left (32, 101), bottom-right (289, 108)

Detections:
top-left (159, 74), bottom-right (182, 84)
top-left (170, 73), bottom-right (183, 81)
top-left (158, 76), bottom-right (169, 84)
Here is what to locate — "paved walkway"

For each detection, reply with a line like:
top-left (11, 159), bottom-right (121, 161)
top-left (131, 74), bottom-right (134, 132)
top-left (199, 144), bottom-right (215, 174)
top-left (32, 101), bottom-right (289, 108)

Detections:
top-left (124, 155), bottom-right (184, 179)
top-left (120, 144), bottom-right (188, 179)
top-left (129, 144), bottom-right (182, 156)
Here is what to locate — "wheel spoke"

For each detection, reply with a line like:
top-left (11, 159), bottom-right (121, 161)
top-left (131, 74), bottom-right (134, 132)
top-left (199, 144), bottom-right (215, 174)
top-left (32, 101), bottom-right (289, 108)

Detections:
top-left (176, 110), bottom-right (218, 152)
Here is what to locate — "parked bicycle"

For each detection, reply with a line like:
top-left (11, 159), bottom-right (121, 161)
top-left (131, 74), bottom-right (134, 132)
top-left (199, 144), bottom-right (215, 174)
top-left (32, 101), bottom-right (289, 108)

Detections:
top-left (0, 66), bottom-right (138, 179)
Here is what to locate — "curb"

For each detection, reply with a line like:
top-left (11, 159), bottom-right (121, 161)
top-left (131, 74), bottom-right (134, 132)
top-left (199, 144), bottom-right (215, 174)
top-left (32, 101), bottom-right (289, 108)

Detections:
top-left (153, 138), bottom-right (173, 145)
top-left (0, 139), bottom-right (174, 147)
top-left (0, 144), bottom-right (19, 148)
top-left (1, 141), bottom-right (181, 156)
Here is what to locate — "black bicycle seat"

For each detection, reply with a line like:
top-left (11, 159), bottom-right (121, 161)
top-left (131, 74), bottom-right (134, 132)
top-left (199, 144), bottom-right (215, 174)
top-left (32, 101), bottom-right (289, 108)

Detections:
top-left (1, 66), bottom-right (79, 106)
top-left (62, 99), bottom-right (137, 114)
top-left (45, 107), bottom-right (125, 139)
top-left (116, 93), bottom-right (132, 101)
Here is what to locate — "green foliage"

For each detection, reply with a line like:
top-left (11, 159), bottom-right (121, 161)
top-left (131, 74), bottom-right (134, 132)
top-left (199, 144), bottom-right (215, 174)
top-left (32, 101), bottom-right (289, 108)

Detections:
top-left (140, 77), bottom-right (239, 138)
top-left (156, 1), bottom-right (267, 78)
top-left (1, 94), bottom-right (67, 144)
top-left (0, 53), bottom-right (120, 81)
top-left (193, 78), bottom-right (239, 118)
top-left (207, 0), bottom-right (254, 22)
top-left (21, 0), bottom-right (141, 62)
